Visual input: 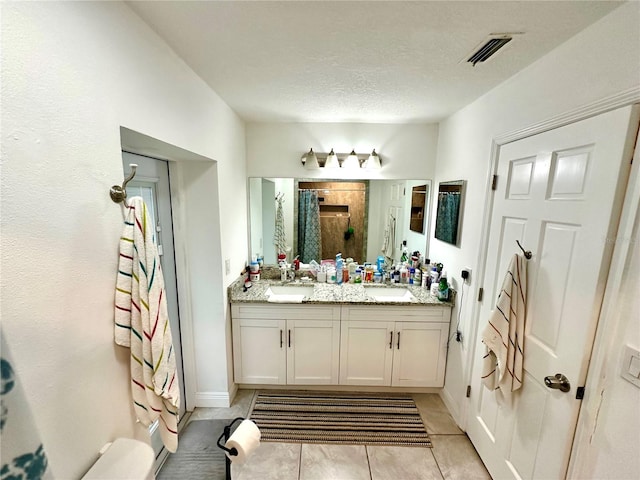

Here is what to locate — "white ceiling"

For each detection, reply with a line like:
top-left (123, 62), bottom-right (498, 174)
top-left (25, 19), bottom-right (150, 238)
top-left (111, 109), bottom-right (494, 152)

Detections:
top-left (128, 1), bottom-right (622, 124)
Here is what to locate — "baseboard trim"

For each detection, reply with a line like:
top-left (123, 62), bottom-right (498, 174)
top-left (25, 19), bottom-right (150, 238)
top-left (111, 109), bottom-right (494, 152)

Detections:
top-left (237, 384), bottom-right (443, 394)
top-left (195, 391), bottom-right (233, 408)
top-left (440, 386), bottom-right (463, 429)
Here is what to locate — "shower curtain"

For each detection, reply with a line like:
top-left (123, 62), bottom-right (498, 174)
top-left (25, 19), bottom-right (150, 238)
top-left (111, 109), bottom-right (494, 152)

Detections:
top-left (297, 190), bottom-right (322, 263)
top-left (435, 192), bottom-right (461, 245)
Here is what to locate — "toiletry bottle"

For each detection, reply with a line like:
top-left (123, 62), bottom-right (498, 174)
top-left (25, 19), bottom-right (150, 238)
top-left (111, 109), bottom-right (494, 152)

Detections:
top-left (348, 261), bottom-right (357, 283)
top-left (400, 264), bottom-right (408, 284)
top-left (364, 264), bottom-right (374, 283)
top-left (354, 268), bottom-right (362, 284)
top-left (327, 266), bottom-right (336, 283)
top-left (430, 267), bottom-right (439, 285)
top-left (336, 254), bottom-right (343, 285)
top-left (438, 271), bottom-right (449, 300)
top-left (393, 267), bottom-right (400, 284)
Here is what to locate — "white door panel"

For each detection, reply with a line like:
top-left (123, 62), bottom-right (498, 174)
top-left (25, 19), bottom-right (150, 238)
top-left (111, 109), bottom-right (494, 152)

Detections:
top-left (468, 106), bottom-right (639, 480)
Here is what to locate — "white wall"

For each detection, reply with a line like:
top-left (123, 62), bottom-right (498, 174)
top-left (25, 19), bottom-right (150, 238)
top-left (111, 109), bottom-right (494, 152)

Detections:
top-left (431, 2), bottom-right (640, 471)
top-left (246, 123), bottom-right (439, 180)
top-left (1, 2), bottom-right (246, 478)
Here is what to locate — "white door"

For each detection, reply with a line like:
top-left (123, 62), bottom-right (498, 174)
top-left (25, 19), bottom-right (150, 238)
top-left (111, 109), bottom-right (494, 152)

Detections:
top-left (467, 106), bottom-right (639, 479)
top-left (391, 322), bottom-right (448, 387)
top-left (286, 319), bottom-right (340, 384)
top-left (339, 320), bottom-right (394, 385)
top-left (122, 152), bottom-right (186, 464)
top-left (232, 318), bottom-right (286, 384)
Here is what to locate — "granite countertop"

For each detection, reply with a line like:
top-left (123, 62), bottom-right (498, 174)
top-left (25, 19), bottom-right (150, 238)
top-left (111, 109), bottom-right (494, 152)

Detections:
top-left (228, 275), bottom-right (455, 307)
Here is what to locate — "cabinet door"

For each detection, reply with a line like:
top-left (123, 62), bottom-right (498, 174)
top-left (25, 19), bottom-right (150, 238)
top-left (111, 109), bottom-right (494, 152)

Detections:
top-left (286, 319), bottom-right (340, 385)
top-left (339, 320), bottom-right (395, 385)
top-left (232, 318), bottom-right (286, 384)
top-left (391, 322), bottom-right (448, 387)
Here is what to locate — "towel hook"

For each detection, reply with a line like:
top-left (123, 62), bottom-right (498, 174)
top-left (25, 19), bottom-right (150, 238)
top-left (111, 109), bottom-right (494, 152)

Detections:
top-left (516, 240), bottom-right (533, 259)
top-left (110, 164), bottom-right (138, 206)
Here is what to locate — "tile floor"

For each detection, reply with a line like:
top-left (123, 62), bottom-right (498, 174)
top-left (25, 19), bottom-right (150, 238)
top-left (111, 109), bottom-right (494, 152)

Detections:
top-left (188, 389), bottom-right (491, 480)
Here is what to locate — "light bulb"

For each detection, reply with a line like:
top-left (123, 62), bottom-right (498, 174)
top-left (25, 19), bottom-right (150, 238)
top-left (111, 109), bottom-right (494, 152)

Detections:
top-left (324, 148), bottom-right (339, 169)
top-left (365, 149), bottom-right (381, 170)
top-left (343, 149), bottom-right (360, 169)
top-left (304, 148), bottom-right (319, 170)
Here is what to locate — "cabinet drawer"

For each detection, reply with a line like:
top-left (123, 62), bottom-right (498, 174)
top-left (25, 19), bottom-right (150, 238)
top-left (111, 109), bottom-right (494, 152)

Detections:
top-left (232, 304), bottom-right (340, 320)
top-left (342, 305), bottom-right (450, 323)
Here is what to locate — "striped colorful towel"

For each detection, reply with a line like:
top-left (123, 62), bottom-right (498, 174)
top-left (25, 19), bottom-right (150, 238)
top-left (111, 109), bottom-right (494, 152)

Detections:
top-left (114, 197), bottom-right (180, 452)
top-left (481, 253), bottom-right (527, 405)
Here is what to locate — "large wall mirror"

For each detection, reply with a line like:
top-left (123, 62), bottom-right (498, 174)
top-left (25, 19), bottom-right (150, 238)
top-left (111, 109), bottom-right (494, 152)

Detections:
top-left (248, 178), bottom-right (432, 265)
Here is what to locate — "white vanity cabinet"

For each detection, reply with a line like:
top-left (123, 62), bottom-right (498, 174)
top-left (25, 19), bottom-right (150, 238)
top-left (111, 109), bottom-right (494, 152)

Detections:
top-left (231, 304), bottom-right (341, 385)
top-left (339, 305), bottom-right (450, 387)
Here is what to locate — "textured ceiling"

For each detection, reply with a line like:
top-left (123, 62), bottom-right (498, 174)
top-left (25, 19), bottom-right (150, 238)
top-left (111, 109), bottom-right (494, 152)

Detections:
top-left (128, 1), bottom-right (622, 123)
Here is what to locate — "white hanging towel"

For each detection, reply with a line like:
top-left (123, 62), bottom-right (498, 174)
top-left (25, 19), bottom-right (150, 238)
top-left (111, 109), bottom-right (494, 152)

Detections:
top-left (481, 253), bottom-right (527, 405)
top-left (114, 197), bottom-right (180, 453)
top-left (381, 213), bottom-right (396, 261)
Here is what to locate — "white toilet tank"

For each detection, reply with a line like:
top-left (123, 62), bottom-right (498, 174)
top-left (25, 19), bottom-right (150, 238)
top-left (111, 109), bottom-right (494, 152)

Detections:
top-left (81, 438), bottom-right (155, 480)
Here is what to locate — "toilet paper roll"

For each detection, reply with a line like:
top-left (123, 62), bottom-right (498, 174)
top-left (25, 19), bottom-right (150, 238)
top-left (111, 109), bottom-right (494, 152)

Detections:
top-left (224, 419), bottom-right (261, 464)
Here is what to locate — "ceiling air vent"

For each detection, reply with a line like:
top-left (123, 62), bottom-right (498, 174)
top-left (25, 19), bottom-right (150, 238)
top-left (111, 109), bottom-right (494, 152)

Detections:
top-left (467, 35), bottom-right (513, 66)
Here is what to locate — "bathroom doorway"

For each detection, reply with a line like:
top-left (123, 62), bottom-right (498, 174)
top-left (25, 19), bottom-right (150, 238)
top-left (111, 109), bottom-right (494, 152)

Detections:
top-left (121, 152), bottom-right (186, 463)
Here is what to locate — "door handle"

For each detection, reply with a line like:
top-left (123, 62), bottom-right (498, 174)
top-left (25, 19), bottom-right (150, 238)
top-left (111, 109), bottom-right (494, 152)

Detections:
top-left (389, 331), bottom-right (393, 349)
top-left (288, 329), bottom-right (291, 348)
top-left (544, 373), bottom-right (571, 393)
top-left (280, 329), bottom-right (283, 348)
top-left (397, 332), bottom-right (401, 349)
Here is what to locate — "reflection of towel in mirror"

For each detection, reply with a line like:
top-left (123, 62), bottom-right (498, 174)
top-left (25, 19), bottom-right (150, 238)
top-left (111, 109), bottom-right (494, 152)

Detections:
top-left (114, 197), bottom-right (180, 453)
top-left (274, 196), bottom-right (288, 255)
top-left (481, 254), bottom-right (527, 406)
top-left (381, 213), bottom-right (396, 261)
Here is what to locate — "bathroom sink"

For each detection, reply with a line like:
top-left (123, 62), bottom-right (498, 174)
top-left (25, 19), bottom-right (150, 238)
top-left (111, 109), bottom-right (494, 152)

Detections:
top-left (265, 285), bottom-right (315, 302)
top-left (364, 286), bottom-right (416, 303)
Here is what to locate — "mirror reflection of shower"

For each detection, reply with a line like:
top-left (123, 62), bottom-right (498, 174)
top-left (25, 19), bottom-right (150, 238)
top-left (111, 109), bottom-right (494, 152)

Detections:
top-left (297, 181), bottom-right (367, 262)
top-left (248, 178), bottom-right (432, 265)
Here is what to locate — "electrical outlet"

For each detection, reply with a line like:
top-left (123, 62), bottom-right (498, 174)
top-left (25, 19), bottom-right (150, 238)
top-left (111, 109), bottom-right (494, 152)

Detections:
top-left (225, 259), bottom-right (231, 275)
top-left (461, 268), bottom-right (471, 284)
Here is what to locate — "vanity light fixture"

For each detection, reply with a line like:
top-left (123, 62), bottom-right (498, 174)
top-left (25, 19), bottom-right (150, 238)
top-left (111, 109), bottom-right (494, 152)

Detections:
top-left (300, 148), bottom-right (382, 169)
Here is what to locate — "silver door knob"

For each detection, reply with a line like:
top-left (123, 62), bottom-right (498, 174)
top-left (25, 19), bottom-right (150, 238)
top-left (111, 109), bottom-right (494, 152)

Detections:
top-left (544, 373), bottom-right (571, 393)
